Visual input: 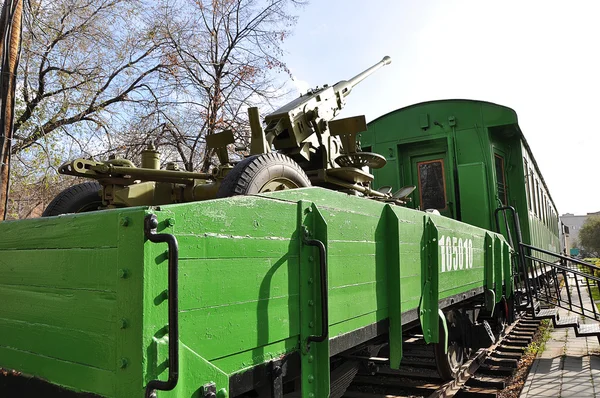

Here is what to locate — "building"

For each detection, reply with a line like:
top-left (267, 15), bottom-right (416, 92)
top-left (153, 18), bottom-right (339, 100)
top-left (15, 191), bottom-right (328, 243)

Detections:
top-left (560, 211), bottom-right (600, 254)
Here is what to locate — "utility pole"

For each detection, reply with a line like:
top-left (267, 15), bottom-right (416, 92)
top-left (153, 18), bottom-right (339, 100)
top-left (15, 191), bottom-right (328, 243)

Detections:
top-left (0, 0), bottom-right (23, 220)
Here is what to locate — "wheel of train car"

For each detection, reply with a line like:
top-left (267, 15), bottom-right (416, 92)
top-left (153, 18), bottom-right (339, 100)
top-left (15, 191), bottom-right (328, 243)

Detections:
top-left (42, 181), bottom-right (103, 217)
top-left (216, 153), bottom-right (311, 197)
top-left (494, 297), bottom-right (508, 338)
top-left (434, 310), bottom-right (466, 380)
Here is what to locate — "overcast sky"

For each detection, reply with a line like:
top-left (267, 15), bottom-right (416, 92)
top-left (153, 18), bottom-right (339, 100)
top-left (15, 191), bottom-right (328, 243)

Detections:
top-left (279, 0), bottom-right (599, 215)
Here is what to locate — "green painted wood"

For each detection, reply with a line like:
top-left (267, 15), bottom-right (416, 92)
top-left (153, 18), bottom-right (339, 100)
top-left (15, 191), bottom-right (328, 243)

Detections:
top-left (496, 238), bottom-right (505, 303)
top-left (176, 235), bottom-right (299, 259)
top-left (329, 282), bottom-right (387, 325)
top-left (0, 284), bottom-right (116, 334)
top-left (0, 211), bottom-right (119, 249)
top-left (503, 243), bottom-right (513, 297)
top-left (114, 209), bottom-right (147, 398)
top-left (384, 205), bottom-right (403, 368)
top-left (420, 216), bottom-right (439, 344)
top-left (178, 256), bottom-right (299, 310)
top-left (298, 201), bottom-right (330, 398)
top-left (178, 295), bottom-right (300, 360)
top-left (0, 318), bottom-right (115, 370)
top-left (0, 248), bottom-right (118, 291)
top-left (211, 337), bottom-right (298, 374)
top-left (0, 346), bottom-right (116, 396)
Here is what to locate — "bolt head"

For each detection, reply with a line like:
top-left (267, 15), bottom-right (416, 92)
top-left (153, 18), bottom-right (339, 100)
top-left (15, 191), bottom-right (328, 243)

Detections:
top-left (119, 358), bottom-right (128, 369)
top-left (120, 217), bottom-right (130, 226)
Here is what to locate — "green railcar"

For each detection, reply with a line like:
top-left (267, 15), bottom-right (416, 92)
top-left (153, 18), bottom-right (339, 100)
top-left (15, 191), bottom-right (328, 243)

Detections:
top-left (361, 99), bottom-right (560, 253)
top-left (0, 188), bottom-right (512, 398)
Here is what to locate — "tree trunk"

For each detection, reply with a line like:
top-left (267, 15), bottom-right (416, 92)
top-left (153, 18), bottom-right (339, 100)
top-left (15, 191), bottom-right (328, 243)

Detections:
top-left (0, 0), bottom-right (23, 219)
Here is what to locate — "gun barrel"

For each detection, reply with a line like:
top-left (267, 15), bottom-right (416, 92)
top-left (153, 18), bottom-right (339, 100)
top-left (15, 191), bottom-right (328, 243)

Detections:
top-left (348, 56), bottom-right (391, 87)
top-left (334, 56), bottom-right (391, 98)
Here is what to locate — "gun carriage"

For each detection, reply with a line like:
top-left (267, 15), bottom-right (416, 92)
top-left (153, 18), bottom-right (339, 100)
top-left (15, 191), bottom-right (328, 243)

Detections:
top-left (48, 56), bottom-right (412, 217)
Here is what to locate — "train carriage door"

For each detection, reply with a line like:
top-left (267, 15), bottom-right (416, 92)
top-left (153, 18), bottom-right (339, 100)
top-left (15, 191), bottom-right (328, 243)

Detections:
top-left (399, 141), bottom-right (456, 218)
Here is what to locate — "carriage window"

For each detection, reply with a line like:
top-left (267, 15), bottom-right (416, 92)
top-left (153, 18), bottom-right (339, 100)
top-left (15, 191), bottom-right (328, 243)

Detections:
top-left (494, 154), bottom-right (507, 205)
top-left (417, 159), bottom-right (447, 210)
top-left (524, 159), bottom-right (532, 210)
top-left (528, 168), bottom-right (534, 212)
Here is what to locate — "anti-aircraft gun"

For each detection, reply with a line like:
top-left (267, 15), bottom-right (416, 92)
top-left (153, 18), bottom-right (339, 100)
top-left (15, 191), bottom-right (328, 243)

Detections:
top-left (45, 56), bottom-right (409, 216)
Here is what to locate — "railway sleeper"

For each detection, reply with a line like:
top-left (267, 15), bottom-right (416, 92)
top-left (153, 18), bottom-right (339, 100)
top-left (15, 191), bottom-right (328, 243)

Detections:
top-left (465, 375), bottom-right (506, 390)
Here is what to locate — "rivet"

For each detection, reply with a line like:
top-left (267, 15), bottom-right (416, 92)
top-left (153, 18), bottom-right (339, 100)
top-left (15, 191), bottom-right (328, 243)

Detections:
top-left (120, 318), bottom-right (128, 329)
top-left (120, 217), bottom-right (130, 227)
top-left (119, 269), bottom-right (130, 279)
top-left (309, 321), bottom-right (314, 328)
top-left (308, 300), bottom-right (314, 306)
top-left (308, 375), bottom-right (314, 383)
top-left (308, 255), bottom-right (314, 262)
top-left (166, 218), bottom-right (176, 227)
top-left (308, 277), bottom-right (313, 285)
top-left (308, 355), bottom-right (314, 363)
top-left (309, 393), bottom-right (315, 398)
top-left (119, 358), bottom-right (128, 369)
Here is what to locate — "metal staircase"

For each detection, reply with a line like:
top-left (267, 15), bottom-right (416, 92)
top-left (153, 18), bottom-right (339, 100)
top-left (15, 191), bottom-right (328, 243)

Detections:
top-left (496, 206), bottom-right (600, 343)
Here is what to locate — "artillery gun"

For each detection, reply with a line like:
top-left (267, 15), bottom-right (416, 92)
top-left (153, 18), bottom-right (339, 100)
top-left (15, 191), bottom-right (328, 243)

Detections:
top-left (45, 56), bottom-right (410, 216)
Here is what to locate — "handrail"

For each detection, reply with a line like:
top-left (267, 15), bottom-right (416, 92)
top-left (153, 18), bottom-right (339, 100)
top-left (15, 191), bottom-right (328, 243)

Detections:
top-left (521, 242), bottom-right (600, 272)
top-left (144, 214), bottom-right (180, 398)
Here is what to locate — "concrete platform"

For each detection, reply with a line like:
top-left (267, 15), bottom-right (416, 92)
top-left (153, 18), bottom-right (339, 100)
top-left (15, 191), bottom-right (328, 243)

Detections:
top-left (521, 287), bottom-right (600, 397)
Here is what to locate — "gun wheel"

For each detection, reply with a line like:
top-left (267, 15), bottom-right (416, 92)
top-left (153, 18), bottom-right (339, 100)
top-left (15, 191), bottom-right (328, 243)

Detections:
top-left (42, 182), bottom-right (102, 217)
top-left (217, 153), bottom-right (311, 197)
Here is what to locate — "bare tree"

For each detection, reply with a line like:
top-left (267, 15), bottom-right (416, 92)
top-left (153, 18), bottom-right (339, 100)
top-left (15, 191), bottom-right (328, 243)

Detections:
top-left (13, 0), bottom-right (169, 154)
top-left (158, 0), bottom-right (304, 171)
top-left (5, 0), bottom-right (304, 218)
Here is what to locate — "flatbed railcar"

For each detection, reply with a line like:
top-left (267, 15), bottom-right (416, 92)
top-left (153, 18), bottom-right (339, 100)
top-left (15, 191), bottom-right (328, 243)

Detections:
top-left (0, 187), bottom-right (512, 398)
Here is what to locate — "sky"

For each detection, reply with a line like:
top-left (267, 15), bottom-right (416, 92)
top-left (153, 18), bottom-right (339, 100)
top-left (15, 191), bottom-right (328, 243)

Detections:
top-left (278, 0), bottom-right (600, 216)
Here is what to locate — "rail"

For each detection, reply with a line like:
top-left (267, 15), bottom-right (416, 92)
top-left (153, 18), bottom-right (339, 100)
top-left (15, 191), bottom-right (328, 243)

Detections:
top-left (495, 206), bottom-right (600, 322)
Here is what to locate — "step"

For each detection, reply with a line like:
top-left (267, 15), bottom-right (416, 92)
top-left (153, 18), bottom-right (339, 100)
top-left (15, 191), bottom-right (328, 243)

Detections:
top-left (578, 323), bottom-right (600, 336)
top-left (535, 308), bottom-right (558, 319)
top-left (556, 316), bottom-right (579, 327)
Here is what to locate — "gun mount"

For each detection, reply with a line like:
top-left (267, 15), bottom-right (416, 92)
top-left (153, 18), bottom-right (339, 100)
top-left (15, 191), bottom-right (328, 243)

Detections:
top-left (48, 56), bottom-right (405, 216)
top-left (262, 56), bottom-right (391, 162)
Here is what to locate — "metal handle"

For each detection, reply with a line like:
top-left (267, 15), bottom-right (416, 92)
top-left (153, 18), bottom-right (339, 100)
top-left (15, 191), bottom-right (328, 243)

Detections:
top-left (144, 214), bottom-right (180, 398)
top-left (304, 237), bottom-right (329, 344)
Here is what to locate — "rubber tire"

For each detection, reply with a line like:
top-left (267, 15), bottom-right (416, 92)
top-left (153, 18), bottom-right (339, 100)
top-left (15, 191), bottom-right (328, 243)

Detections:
top-left (217, 153), bottom-right (311, 198)
top-left (42, 182), bottom-right (103, 217)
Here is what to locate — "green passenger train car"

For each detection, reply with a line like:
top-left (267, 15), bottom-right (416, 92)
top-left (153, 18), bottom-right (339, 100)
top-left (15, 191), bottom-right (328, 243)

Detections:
top-left (361, 99), bottom-right (560, 253)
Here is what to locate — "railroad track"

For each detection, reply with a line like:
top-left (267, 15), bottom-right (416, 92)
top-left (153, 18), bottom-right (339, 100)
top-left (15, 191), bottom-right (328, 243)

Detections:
top-left (342, 315), bottom-right (541, 398)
